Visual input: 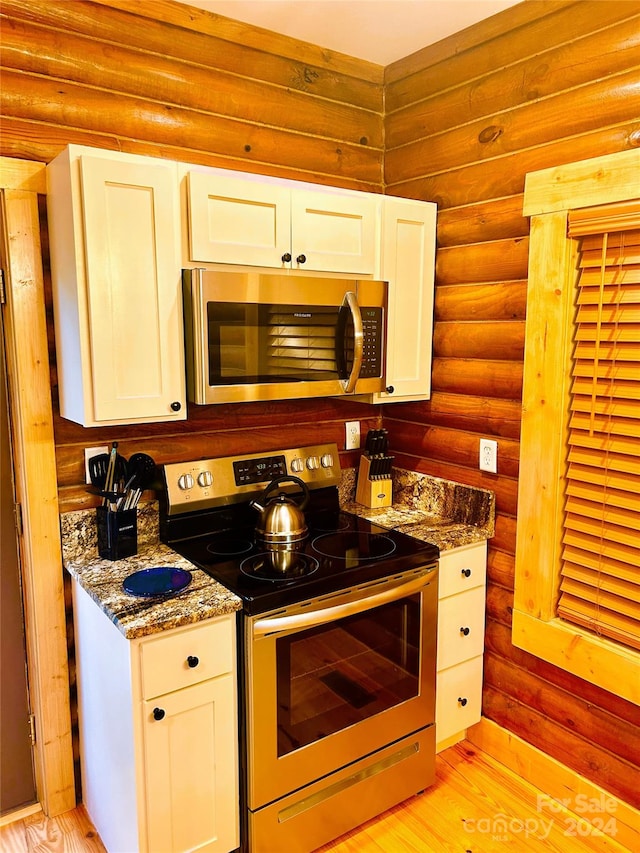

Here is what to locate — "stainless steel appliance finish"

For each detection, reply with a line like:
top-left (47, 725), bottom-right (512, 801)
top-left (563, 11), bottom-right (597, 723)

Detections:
top-left (159, 443), bottom-right (439, 853)
top-left (182, 269), bottom-right (388, 404)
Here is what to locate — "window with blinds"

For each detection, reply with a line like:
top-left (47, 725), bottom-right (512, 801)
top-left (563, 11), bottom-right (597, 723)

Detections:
top-left (558, 202), bottom-right (640, 651)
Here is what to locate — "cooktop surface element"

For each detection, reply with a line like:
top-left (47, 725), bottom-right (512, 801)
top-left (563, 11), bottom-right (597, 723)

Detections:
top-left (159, 443), bottom-right (438, 614)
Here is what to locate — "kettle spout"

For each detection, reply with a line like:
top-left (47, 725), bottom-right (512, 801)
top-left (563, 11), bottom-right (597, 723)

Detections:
top-left (250, 499), bottom-right (264, 513)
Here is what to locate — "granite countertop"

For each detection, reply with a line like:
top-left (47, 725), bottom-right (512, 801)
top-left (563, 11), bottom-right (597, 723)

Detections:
top-left (61, 467), bottom-right (494, 641)
top-left (61, 502), bottom-right (241, 640)
top-left (338, 467), bottom-right (495, 550)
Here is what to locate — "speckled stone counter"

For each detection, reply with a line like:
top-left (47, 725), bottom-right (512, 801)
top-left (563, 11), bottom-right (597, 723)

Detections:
top-left (339, 467), bottom-right (494, 551)
top-left (60, 501), bottom-right (241, 640)
top-left (61, 468), bottom-right (492, 639)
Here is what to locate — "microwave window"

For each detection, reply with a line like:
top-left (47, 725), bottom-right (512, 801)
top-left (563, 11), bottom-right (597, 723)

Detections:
top-left (207, 302), bottom-right (355, 385)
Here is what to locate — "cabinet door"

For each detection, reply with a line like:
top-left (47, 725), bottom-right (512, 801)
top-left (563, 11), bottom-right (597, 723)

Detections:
top-left (187, 171), bottom-right (291, 266)
top-left (142, 677), bottom-right (238, 853)
top-left (290, 188), bottom-right (377, 274)
top-left (377, 198), bottom-right (436, 402)
top-left (80, 156), bottom-right (185, 422)
top-left (437, 585), bottom-right (486, 671)
top-left (436, 656), bottom-right (483, 745)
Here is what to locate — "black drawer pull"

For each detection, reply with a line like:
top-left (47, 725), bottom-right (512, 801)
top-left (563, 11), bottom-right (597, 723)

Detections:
top-left (153, 707), bottom-right (165, 721)
top-left (460, 626), bottom-right (470, 636)
top-left (461, 568), bottom-right (472, 578)
top-left (296, 254), bottom-right (307, 264)
top-left (458, 697), bottom-right (468, 707)
top-left (281, 252), bottom-right (292, 263)
top-left (187, 655), bottom-right (199, 668)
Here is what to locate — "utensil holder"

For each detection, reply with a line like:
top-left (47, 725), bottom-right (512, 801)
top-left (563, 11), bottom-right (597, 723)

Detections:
top-left (96, 506), bottom-right (137, 560)
top-left (355, 456), bottom-right (392, 508)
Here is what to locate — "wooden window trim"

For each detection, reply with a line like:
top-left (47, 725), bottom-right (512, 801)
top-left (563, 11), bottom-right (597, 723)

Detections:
top-left (514, 149), bottom-right (640, 705)
top-left (0, 158), bottom-right (75, 815)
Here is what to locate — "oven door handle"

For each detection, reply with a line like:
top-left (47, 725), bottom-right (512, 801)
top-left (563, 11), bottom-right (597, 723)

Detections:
top-left (252, 571), bottom-right (433, 638)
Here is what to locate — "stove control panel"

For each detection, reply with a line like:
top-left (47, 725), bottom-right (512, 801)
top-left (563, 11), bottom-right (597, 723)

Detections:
top-left (162, 443), bottom-right (341, 514)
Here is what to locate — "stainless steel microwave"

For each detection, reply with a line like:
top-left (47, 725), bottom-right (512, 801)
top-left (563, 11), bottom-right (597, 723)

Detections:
top-left (182, 269), bottom-right (388, 404)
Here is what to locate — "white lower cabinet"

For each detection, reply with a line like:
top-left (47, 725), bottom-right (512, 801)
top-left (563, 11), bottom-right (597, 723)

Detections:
top-left (72, 581), bottom-right (239, 853)
top-left (436, 541), bottom-right (487, 751)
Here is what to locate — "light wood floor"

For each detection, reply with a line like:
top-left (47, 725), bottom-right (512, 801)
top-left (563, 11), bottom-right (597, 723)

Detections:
top-left (1, 741), bottom-right (632, 852)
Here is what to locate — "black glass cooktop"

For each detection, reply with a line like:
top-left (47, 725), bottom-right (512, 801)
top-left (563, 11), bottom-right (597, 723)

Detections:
top-left (165, 502), bottom-right (439, 615)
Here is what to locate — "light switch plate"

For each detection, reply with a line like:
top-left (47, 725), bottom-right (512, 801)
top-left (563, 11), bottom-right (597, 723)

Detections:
top-left (85, 445), bottom-right (109, 484)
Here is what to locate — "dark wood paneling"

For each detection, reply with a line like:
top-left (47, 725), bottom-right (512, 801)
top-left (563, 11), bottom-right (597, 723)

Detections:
top-left (384, 0), bottom-right (640, 807)
top-left (482, 686), bottom-right (640, 808)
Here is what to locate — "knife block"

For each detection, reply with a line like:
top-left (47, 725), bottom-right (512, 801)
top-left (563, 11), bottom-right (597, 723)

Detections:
top-left (355, 455), bottom-right (392, 508)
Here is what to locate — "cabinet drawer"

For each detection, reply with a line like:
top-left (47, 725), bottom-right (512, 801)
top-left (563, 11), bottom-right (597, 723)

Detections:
top-left (438, 541), bottom-right (487, 599)
top-left (437, 585), bottom-right (485, 670)
top-left (139, 616), bottom-right (234, 699)
top-left (436, 656), bottom-right (483, 744)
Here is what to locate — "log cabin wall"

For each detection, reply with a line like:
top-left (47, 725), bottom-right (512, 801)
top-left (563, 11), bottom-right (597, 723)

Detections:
top-left (0, 0), bottom-right (386, 514)
top-left (2, 0), bottom-right (639, 811)
top-left (382, 0), bottom-right (640, 806)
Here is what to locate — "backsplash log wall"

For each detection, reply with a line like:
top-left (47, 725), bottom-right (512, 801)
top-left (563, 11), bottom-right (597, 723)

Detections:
top-left (1, 0), bottom-right (385, 513)
top-left (2, 0), bottom-right (639, 810)
top-left (382, 0), bottom-right (640, 806)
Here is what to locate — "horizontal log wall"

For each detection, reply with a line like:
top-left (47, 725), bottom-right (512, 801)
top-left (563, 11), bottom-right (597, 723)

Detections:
top-left (0, 0), bottom-right (385, 514)
top-left (383, 0), bottom-right (640, 806)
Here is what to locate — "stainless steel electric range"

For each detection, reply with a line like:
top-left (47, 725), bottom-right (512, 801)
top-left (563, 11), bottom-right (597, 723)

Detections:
top-left (160, 443), bottom-right (439, 853)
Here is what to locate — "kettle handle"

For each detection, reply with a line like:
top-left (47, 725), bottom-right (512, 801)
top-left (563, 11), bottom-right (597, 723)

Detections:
top-left (261, 476), bottom-right (310, 510)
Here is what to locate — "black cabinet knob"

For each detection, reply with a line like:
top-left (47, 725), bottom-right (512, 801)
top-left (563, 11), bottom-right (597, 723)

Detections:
top-left (461, 568), bottom-right (472, 578)
top-left (170, 401), bottom-right (181, 412)
top-left (386, 386), bottom-right (395, 394)
top-left (153, 707), bottom-right (165, 721)
top-left (296, 254), bottom-right (307, 264)
top-left (187, 655), bottom-right (199, 668)
top-left (281, 252), bottom-right (292, 263)
top-left (460, 626), bottom-right (470, 636)
top-left (458, 697), bottom-right (468, 707)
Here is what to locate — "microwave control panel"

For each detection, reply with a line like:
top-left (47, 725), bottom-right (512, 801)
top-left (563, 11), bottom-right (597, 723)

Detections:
top-left (360, 307), bottom-right (383, 378)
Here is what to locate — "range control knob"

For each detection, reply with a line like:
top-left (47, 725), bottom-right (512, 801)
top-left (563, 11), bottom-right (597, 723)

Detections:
top-left (320, 453), bottom-right (334, 469)
top-left (197, 470), bottom-right (213, 488)
top-left (306, 455), bottom-right (319, 471)
top-left (177, 473), bottom-right (194, 490)
top-left (291, 457), bottom-right (304, 474)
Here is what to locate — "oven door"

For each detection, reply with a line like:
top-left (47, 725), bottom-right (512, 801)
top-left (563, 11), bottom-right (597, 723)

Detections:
top-left (245, 565), bottom-right (438, 810)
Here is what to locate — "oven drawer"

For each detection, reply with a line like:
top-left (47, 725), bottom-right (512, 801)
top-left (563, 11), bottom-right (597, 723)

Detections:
top-left (436, 585), bottom-right (485, 671)
top-left (139, 616), bottom-right (234, 699)
top-left (438, 541), bottom-right (487, 599)
top-left (436, 655), bottom-right (483, 744)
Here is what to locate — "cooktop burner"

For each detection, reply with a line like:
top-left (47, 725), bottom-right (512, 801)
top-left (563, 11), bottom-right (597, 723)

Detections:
top-left (311, 531), bottom-right (397, 561)
top-left (240, 552), bottom-right (320, 582)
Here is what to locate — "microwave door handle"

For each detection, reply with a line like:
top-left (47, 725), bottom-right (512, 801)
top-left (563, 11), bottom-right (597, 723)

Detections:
top-left (340, 291), bottom-right (364, 393)
top-left (252, 571), bottom-right (433, 639)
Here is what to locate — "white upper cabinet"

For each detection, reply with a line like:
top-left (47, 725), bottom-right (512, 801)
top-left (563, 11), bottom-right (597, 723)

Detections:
top-left (184, 167), bottom-right (378, 275)
top-left (375, 197), bottom-right (437, 403)
top-left (47, 146), bottom-right (186, 426)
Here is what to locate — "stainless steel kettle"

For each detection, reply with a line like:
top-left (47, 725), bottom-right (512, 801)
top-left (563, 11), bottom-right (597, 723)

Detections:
top-left (251, 476), bottom-right (310, 547)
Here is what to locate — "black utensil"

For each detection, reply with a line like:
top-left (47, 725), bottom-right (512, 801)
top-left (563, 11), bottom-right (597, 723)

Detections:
top-left (88, 453), bottom-right (111, 489)
top-left (127, 453), bottom-right (157, 490)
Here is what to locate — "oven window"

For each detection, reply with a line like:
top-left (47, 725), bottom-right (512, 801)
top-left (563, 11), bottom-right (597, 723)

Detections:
top-left (276, 594), bottom-right (420, 757)
top-left (206, 302), bottom-right (355, 385)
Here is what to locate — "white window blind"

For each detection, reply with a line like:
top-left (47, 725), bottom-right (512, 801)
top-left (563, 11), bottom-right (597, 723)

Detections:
top-left (558, 203), bottom-right (640, 651)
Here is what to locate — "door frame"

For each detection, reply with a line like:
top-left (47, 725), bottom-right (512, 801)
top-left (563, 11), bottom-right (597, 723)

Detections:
top-left (0, 157), bottom-right (75, 816)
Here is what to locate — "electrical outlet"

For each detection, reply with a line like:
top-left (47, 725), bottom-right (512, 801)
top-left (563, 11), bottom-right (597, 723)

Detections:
top-left (85, 445), bottom-right (109, 484)
top-left (479, 438), bottom-right (498, 473)
top-left (345, 421), bottom-right (361, 450)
